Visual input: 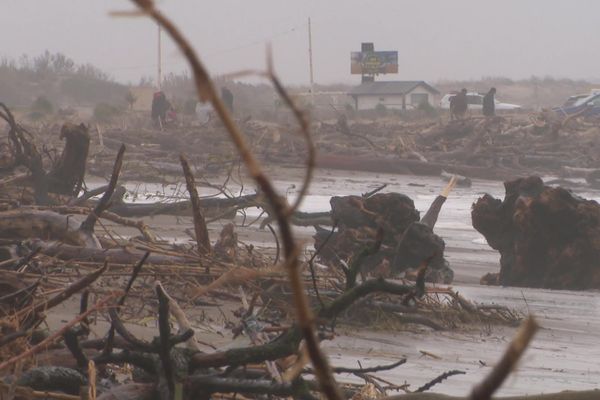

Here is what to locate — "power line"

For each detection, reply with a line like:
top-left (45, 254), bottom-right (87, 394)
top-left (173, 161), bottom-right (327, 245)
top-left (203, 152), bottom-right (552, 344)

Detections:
top-left (102, 22), bottom-right (308, 73)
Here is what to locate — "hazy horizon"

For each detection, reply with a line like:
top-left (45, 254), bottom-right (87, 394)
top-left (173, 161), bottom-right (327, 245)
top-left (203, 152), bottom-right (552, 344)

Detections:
top-left (2, 1), bottom-right (600, 86)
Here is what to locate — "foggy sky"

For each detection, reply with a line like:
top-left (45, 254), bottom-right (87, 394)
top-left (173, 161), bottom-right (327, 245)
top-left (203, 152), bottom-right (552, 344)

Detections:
top-left (2, 0), bottom-right (600, 85)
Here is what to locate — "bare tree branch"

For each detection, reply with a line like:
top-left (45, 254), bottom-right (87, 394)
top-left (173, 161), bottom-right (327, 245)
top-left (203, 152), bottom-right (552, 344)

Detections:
top-left (125, 2), bottom-right (342, 399)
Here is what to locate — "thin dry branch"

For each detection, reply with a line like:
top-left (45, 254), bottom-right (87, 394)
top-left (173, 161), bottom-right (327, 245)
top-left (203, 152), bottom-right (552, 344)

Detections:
top-left (80, 144), bottom-right (125, 233)
top-left (180, 153), bottom-right (210, 255)
top-left (266, 51), bottom-right (315, 216)
top-left (0, 292), bottom-right (120, 372)
top-left (125, 3), bottom-right (342, 400)
top-left (155, 281), bottom-right (201, 352)
top-left (470, 316), bottom-right (539, 400)
top-left (16, 261), bottom-right (108, 322)
top-left (416, 370), bottom-right (466, 393)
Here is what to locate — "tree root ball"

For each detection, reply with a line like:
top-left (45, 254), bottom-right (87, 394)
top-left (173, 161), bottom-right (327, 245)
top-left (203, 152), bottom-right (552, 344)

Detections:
top-left (472, 176), bottom-right (600, 289)
top-left (315, 192), bottom-right (453, 284)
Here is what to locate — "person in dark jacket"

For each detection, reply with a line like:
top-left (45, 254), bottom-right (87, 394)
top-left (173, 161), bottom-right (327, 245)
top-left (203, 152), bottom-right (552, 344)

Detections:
top-left (482, 87), bottom-right (496, 117)
top-left (151, 91), bottom-right (171, 128)
top-left (221, 87), bottom-right (234, 113)
top-left (449, 88), bottom-right (468, 120)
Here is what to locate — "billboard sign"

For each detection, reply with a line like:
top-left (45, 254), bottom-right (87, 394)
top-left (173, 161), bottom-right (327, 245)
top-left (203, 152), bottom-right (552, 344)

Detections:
top-left (351, 51), bottom-right (398, 75)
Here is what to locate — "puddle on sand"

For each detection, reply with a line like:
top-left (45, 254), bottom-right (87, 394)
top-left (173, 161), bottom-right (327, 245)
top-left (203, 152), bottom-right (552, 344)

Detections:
top-left (87, 168), bottom-right (600, 395)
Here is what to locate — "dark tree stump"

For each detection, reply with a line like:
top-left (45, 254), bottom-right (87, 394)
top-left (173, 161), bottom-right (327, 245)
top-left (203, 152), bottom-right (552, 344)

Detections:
top-left (47, 123), bottom-right (90, 196)
top-left (315, 192), bottom-right (453, 284)
top-left (472, 176), bottom-right (600, 289)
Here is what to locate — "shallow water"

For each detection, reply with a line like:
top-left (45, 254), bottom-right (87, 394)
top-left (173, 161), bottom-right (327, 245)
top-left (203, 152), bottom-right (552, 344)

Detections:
top-left (87, 167), bottom-right (600, 395)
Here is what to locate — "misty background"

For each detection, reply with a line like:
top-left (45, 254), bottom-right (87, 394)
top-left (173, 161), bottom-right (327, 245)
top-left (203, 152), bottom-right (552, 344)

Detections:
top-left (2, 0), bottom-right (599, 85)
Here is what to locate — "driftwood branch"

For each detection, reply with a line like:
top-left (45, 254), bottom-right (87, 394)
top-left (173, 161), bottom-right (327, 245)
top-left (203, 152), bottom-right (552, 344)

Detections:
top-left (416, 370), bottom-right (466, 393)
top-left (155, 282), bottom-right (175, 400)
top-left (16, 262), bottom-right (108, 325)
top-left (0, 292), bottom-right (120, 372)
top-left (470, 317), bottom-right (539, 400)
top-left (80, 144), bottom-right (125, 233)
top-left (127, 2), bottom-right (342, 399)
top-left (180, 153), bottom-right (210, 256)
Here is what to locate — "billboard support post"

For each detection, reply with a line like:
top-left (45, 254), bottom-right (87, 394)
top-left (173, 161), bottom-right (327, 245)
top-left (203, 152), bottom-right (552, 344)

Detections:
top-left (308, 17), bottom-right (314, 105)
top-left (351, 43), bottom-right (398, 83)
top-left (157, 24), bottom-right (162, 90)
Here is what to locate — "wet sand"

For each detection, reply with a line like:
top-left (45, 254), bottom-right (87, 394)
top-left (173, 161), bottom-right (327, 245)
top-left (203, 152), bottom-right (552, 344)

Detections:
top-left (77, 167), bottom-right (600, 395)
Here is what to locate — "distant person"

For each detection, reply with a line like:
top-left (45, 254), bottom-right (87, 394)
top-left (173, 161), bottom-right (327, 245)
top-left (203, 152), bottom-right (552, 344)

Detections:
top-left (151, 91), bottom-right (171, 128)
top-left (221, 87), bottom-right (234, 113)
top-left (482, 87), bottom-right (496, 117)
top-left (450, 88), bottom-right (468, 120)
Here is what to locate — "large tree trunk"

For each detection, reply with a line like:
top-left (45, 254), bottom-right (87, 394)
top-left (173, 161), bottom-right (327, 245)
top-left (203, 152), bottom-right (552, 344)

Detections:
top-left (0, 209), bottom-right (100, 248)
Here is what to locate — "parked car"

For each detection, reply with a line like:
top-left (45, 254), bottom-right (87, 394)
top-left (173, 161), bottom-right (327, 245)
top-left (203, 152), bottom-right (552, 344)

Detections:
top-left (553, 93), bottom-right (600, 118)
top-left (440, 92), bottom-right (521, 110)
top-left (561, 94), bottom-right (590, 108)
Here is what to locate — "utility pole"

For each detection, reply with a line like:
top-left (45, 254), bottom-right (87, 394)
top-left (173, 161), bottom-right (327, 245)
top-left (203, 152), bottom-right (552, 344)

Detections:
top-left (157, 24), bottom-right (162, 90)
top-left (308, 17), bottom-right (315, 105)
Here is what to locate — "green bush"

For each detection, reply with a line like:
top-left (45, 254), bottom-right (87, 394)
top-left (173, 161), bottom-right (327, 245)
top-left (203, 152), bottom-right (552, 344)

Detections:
top-left (417, 100), bottom-right (438, 117)
top-left (93, 103), bottom-right (122, 123)
top-left (125, 91), bottom-right (136, 110)
top-left (344, 103), bottom-right (356, 117)
top-left (31, 96), bottom-right (53, 115)
top-left (375, 102), bottom-right (387, 116)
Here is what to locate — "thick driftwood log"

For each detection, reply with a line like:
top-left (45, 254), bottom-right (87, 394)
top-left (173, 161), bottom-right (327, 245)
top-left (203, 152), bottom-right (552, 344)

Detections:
top-left (0, 209), bottom-right (100, 248)
top-left (28, 240), bottom-right (188, 264)
top-left (106, 193), bottom-right (259, 218)
top-left (80, 144), bottom-right (125, 234)
top-left (12, 366), bottom-right (87, 395)
top-left (315, 153), bottom-right (514, 180)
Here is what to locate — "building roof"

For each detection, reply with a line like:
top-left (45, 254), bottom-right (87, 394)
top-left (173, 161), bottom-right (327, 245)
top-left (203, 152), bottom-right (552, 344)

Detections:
top-left (348, 81), bottom-right (440, 96)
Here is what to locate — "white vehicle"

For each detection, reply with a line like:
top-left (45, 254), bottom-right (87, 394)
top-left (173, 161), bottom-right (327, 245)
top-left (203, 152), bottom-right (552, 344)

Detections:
top-left (440, 92), bottom-right (521, 110)
top-left (195, 101), bottom-right (213, 124)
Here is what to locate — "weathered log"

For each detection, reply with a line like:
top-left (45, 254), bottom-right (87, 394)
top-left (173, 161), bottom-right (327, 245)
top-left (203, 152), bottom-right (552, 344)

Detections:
top-left (180, 154), bottom-right (210, 254)
top-left (27, 240), bottom-right (188, 265)
top-left (106, 193), bottom-right (260, 218)
top-left (315, 153), bottom-right (515, 180)
top-left (11, 366), bottom-right (86, 395)
top-left (420, 176), bottom-right (457, 230)
top-left (0, 209), bottom-right (100, 248)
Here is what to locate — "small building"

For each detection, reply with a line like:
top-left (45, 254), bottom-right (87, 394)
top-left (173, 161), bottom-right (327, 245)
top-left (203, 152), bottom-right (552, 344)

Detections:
top-left (348, 81), bottom-right (440, 111)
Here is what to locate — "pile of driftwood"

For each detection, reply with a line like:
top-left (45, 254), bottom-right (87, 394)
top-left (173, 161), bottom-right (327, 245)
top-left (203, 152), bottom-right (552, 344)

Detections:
top-left (317, 113), bottom-right (600, 183)
top-left (80, 108), bottom-right (600, 187)
top-left (0, 98), bottom-right (523, 399)
top-left (473, 176), bottom-right (600, 289)
top-left (2, 2), bottom-right (599, 399)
